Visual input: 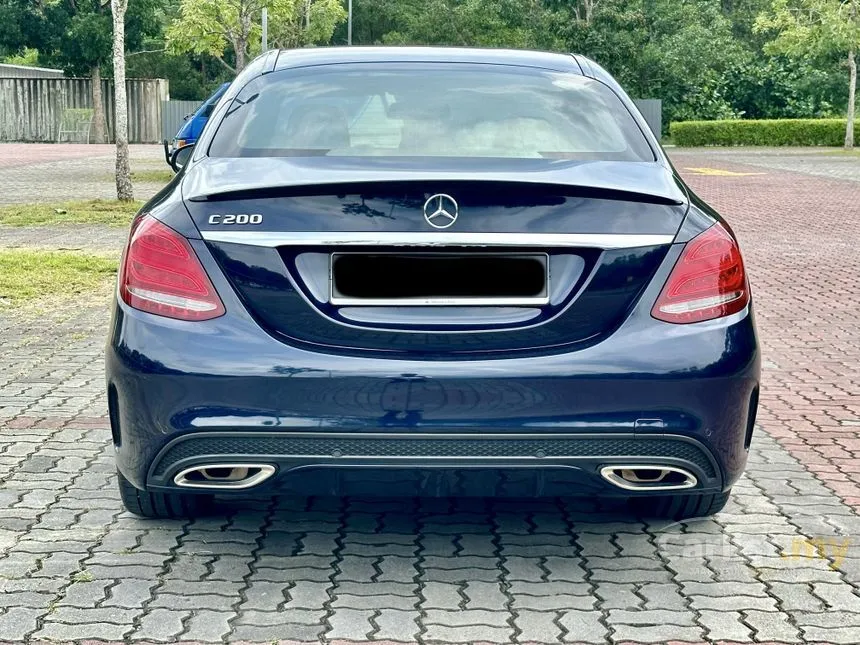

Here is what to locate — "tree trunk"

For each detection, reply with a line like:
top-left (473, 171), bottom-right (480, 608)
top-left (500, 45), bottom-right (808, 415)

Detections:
top-left (846, 48), bottom-right (856, 151)
top-left (235, 38), bottom-right (246, 73)
top-left (90, 65), bottom-right (106, 144)
top-left (111, 0), bottom-right (133, 201)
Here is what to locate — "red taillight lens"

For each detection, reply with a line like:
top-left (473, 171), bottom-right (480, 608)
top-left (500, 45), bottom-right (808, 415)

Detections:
top-left (652, 222), bottom-right (749, 324)
top-left (120, 215), bottom-right (225, 321)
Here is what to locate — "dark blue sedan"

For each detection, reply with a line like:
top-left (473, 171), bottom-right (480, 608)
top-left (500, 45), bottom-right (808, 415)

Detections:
top-left (107, 47), bottom-right (759, 519)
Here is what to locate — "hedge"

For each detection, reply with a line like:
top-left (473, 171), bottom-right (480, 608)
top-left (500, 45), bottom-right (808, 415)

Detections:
top-left (669, 118), bottom-right (858, 147)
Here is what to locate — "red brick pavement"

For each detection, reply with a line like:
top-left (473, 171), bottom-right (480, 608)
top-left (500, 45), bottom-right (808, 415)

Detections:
top-left (0, 143), bottom-right (120, 169)
top-left (674, 156), bottom-right (860, 509)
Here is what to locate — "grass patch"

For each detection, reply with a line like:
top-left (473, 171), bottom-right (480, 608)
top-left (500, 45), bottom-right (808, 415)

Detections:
top-left (0, 199), bottom-right (141, 227)
top-left (0, 249), bottom-right (117, 309)
top-left (816, 149), bottom-right (860, 157)
top-left (130, 169), bottom-right (175, 184)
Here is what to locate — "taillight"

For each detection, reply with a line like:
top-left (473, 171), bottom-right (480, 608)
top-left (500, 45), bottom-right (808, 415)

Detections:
top-left (120, 215), bottom-right (225, 321)
top-left (652, 222), bottom-right (749, 324)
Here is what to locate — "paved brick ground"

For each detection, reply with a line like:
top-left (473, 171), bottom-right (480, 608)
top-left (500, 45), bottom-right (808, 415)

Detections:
top-left (0, 148), bottom-right (858, 643)
top-left (0, 143), bottom-right (165, 205)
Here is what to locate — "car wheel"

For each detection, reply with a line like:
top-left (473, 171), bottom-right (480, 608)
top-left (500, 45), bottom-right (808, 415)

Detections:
top-left (117, 470), bottom-right (211, 518)
top-left (629, 490), bottom-right (731, 520)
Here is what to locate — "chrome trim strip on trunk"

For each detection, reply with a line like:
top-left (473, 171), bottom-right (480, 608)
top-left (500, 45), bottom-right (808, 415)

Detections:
top-left (199, 231), bottom-right (675, 249)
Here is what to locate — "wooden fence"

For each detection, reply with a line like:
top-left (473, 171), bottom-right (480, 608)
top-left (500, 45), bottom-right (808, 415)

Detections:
top-left (0, 77), bottom-right (168, 143)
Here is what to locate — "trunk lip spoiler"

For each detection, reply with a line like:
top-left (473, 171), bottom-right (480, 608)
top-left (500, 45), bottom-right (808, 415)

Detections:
top-left (181, 159), bottom-right (688, 206)
top-left (199, 231), bottom-right (675, 250)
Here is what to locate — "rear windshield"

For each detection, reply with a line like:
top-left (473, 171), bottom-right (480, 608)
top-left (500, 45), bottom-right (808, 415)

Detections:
top-left (208, 64), bottom-right (654, 162)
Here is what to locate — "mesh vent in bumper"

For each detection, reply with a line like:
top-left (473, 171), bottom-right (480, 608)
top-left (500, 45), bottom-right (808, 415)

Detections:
top-left (151, 433), bottom-right (717, 479)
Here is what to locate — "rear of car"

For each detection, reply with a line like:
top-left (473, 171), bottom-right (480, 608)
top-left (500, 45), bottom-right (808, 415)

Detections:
top-left (108, 48), bottom-right (759, 519)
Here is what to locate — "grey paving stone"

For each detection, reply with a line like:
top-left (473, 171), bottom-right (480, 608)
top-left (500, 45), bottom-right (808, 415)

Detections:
top-left (812, 582), bottom-right (860, 610)
top-left (585, 555), bottom-right (665, 571)
top-left (333, 592), bottom-right (415, 610)
top-left (44, 606), bottom-right (138, 624)
top-left (681, 581), bottom-right (768, 596)
top-left (589, 568), bottom-right (672, 584)
top-left (102, 578), bottom-right (155, 608)
top-left (421, 567), bottom-right (501, 583)
top-left (758, 566), bottom-right (844, 583)
top-left (374, 608), bottom-right (420, 641)
top-left (515, 609), bottom-right (562, 642)
top-left (181, 609), bottom-right (232, 642)
top-left (744, 609), bottom-right (802, 642)
top-left (421, 581), bottom-right (462, 609)
top-left (0, 591), bottom-right (54, 609)
top-left (767, 581), bottom-right (824, 611)
top-left (690, 593), bottom-right (778, 611)
top-left (241, 581), bottom-right (288, 611)
top-left (594, 582), bottom-right (641, 610)
top-left (424, 608), bottom-right (510, 627)
top-left (157, 579), bottom-right (244, 596)
top-left (802, 626), bottom-right (860, 644)
top-left (337, 580), bottom-right (416, 598)
top-left (150, 593), bottom-right (238, 611)
top-left (608, 608), bottom-right (697, 627)
top-left (34, 621), bottom-right (131, 641)
top-left (557, 609), bottom-right (607, 643)
top-left (325, 607), bottom-right (374, 639)
top-left (463, 581), bottom-right (507, 610)
top-left (610, 623), bottom-right (704, 643)
top-left (698, 609), bottom-right (753, 641)
top-left (423, 623), bottom-right (514, 643)
top-left (57, 581), bottom-right (110, 607)
top-left (513, 594), bottom-right (595, 611)
top-left (230, 623), bottom-right (325, 641)
top-left (376, 554), bottom-right (420, 582)
top-left (795, 610), bottom-right (860, 628)
top-left (234, 608), bottom-right (324, 626)
top-left (638, 582), bottom-right (687, 610)
top-left (130, 608), bottom-right (189, 641)
top-left (0, 606), bottom-right (44, 640)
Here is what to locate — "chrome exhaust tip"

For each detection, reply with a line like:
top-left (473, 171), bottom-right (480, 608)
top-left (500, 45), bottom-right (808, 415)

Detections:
top-left (173, 464), bottom-right (276, 490)
top-left (600, 465), bottom-right (697, 491)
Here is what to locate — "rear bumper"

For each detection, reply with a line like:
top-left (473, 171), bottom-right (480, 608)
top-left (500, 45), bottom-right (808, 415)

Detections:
top-left (106, 293), bottom-right (760, 496)
top-left (145, 430), bottom-right (721, 497)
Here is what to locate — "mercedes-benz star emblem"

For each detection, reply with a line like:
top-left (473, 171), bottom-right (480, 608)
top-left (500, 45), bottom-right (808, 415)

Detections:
top-left (423, 193), bottom-right (459, 229)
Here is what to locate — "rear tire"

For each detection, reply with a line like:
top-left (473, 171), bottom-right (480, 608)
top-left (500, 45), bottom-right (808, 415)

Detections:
top-left (629, 489), bottom-right (731, 520)
top-left (117, 470), bottom-right (211, 518)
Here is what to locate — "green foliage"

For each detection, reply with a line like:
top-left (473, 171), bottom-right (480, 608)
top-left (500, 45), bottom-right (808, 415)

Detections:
top-left (127, 51), bottom-right (232, 100)
top-left (1, 0), bottom-right (857, 126)
top-left (374, 0), bottom-right (566, 50)
top-left (166, 0), bottom-right (346, 72)
top-left (670, 118), bottom-right (860, 146)
top-left (1, 46), bottom-right (38, 65)
top-left (755, 0), bottom-right (860, 59)
top-left (724, 55), bottom-right (844, 118)
top-left (0, 0), bottom-right (162, 76)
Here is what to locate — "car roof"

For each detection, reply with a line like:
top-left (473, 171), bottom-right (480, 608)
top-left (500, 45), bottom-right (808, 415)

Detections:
top-left (272, 46), bottom-right (583, 74)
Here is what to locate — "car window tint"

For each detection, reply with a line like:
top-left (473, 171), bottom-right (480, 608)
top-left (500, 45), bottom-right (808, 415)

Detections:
top-left (208, 65), bottom-right (654, 161)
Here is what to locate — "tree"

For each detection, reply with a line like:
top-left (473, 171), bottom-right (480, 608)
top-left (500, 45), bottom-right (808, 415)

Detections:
top-left (166, 0), bottom-right (346, 73)
top-left (112, 0), bottom-right (133, 201)
top-left (756, 0), bottom-right (860, 148)
top-left (269, 0), bottom-right (346, 49)
top-left (0, 0), bottom-right (161, 143)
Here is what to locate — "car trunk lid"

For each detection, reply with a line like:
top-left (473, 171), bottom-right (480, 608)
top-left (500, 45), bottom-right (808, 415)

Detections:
top-left (184, 159), bottom-right (686, 358)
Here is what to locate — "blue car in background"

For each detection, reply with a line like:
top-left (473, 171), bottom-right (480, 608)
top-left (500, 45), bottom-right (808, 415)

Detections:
top-left (163, 82), bottom-right (230, 164)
